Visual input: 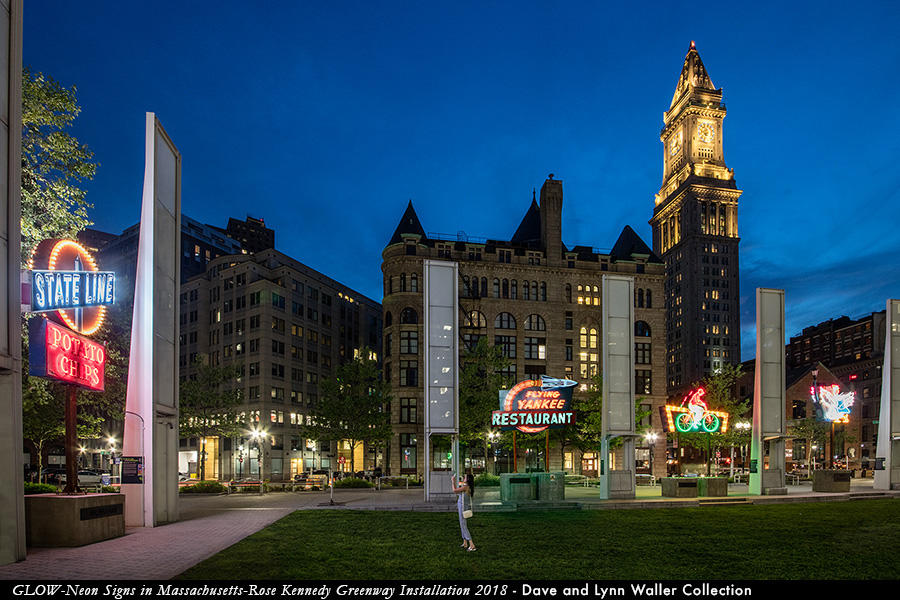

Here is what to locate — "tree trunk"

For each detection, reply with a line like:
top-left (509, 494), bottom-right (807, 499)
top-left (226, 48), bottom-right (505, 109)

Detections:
top-left (350, 440), bottom-right (356, 475)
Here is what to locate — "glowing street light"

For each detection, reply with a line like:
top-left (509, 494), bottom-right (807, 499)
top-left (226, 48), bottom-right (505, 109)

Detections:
top-left (644, 431), bottom-right (659, 478)
top-left (248, 427), bottom-right (267, 494)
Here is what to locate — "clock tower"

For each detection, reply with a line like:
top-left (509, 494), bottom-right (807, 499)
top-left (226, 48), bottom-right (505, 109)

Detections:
top-left (649, 41), bottom-right (742, 393)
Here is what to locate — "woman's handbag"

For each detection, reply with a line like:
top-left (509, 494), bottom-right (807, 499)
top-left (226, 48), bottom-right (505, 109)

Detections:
top-left (462, 492), bottom-right (473, 519)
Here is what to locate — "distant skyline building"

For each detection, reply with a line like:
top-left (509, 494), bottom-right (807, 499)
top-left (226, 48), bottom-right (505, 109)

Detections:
top-left (382, 175), bottom-right (669, 479)
top-left (216, 216), bottom-right (275, 254)
top-left (650, 42), bottom-right (742, 394)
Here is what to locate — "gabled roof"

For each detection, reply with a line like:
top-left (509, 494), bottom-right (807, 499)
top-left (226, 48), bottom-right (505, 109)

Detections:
top-left (670, 41), bottom-right (718, 109)
top-left (610, 225), bottom-right (662, 263)
top-left (511, 194), bottom-right (541, 244)
top-left (388, 200), bottom-right (427, 246)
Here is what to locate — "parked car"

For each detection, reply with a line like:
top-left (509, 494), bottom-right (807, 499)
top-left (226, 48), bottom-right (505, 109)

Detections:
top-left (40, 467), bottom-right (67, 484)
top-left (58, 470), bottom-right (104, 485)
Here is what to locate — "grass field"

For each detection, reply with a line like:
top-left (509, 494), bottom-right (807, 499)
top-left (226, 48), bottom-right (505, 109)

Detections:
top-left (177, 499), bottom-right (900, 580)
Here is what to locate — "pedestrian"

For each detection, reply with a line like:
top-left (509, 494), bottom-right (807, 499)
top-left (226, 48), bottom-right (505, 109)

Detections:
top-left (452, 470), bottom-right (476, 551)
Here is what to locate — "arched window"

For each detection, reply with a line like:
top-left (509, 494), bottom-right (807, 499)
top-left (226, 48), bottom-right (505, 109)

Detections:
top-left (524, 314), bottom-right (546, 331)
top-left (531, 281), bottom-right (538, 300)
top-left (522, 280), bottom-right (530, 300)
top-left (493, 278), bottom-right (500, 298)
top-left (579, 326), bottom-right (599, 378)
top-left (480, 277), bottom-right (488, 298)
top-left (495, 312), bottom-right (516, 329)
top-left (502, 279), bottom-right (509, 299)
top-left (592, 285), bottom-right (599, 306)
top-left (462, 275), bottom-right (471, 298)
top-left (465, 310), bottom-right (487, 328)
top-left (511, 280), bottom-right (518, 299)
top-left (540, 282), bottom-right (547, 301)
top-left (565, 284), bottom-right (572, 303)
top-left (637, 289), bottom-right (644, 308)
top-left (385, 311), bottom-right (392, 327)
top-left (387, 277), bottom-right (393, 295)
top-left (645, 289), bottom-right (652, 308)
top-left (400, 273), bottom-right (407, 292)
top-left (410, 274), bottom-right (418, 293)
top-left (400, 307), bottom-right (418, 325)
top-left (635, 321), bottom-right (651, 337)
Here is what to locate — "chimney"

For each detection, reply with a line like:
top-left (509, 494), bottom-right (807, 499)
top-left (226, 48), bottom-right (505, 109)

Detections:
top-left (539, 174), bottom-right (563, 266)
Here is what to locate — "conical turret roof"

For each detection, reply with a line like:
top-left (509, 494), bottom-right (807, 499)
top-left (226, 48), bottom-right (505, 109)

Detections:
top-left (387, 200), bottom-right (427, 246)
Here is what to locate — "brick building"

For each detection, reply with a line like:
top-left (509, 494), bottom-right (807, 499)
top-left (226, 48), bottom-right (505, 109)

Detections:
top-left (382, 175), bottom-right (668, 480)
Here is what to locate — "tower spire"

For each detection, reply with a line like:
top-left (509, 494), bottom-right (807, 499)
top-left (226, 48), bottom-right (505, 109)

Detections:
top-left (670, 41), bottom-right (716, 109)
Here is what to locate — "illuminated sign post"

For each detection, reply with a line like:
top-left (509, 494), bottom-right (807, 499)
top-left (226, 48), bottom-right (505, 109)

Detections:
top-left (492, 376), bottom-right (577, 472)
top-left (811, 381), bottom-right (855, 469)
top-left (26, 239), bottom-right (116, 493)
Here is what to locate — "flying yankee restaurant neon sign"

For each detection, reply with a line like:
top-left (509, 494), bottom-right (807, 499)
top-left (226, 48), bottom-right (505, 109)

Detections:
top-left (492, 376), bottom-right (577, 434)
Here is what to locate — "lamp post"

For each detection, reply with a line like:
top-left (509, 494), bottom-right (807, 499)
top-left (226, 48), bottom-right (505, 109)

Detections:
top-left (644, 431), bottom-right (658, 479)
top-left (107, 436), bottom-right (117, 483)
top-left (250, 428), bottom-right (266, 495)
top-left (734, 421), bottom-right (750, 477)
top-left (237, 442), bottom-right (244, 480)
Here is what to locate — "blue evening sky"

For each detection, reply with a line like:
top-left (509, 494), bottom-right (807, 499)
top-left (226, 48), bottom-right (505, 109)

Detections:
top-left (25, 1), bottom-right (900, 361)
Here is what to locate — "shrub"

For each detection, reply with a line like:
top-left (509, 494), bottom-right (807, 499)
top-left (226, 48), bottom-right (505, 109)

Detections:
top-left (101, 485), bottom-right (120, 493)
top-left (24, 482), bottom-right (57, 495)
top-left (310, 486), bottom-right (320, 491)
top-left (474, 473), bottom-right (500, 487)
top-left (180, 481), bottom-right (226, 494)
top-left (333, 477), bottom-right (373, 489)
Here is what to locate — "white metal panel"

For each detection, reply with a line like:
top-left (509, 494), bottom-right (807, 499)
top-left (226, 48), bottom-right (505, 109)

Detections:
top-left (875, 299), bottom-right (900, 490)
top-left (602, 275), bottom-right (635, 436)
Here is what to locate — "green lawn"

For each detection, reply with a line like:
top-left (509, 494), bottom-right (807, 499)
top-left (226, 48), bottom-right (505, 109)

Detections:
top-left (177, 499), bottom-right (900, 580)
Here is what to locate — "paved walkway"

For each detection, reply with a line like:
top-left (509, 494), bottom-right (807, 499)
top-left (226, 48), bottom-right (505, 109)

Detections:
top-left (1, 481), bottom-right (896, 580)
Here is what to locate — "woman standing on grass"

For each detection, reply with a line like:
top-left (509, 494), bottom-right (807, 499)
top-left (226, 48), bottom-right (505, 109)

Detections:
top-left (452, 471), bottom-right (476, 551)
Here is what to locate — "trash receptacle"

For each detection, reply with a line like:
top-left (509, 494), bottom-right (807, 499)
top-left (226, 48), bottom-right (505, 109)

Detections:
top-left (500, 473), bottom-right (536, 501)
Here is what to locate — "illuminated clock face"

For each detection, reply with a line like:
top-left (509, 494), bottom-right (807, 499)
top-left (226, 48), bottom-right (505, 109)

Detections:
top-left (698, 120), bottom-right (716, 144)
top-left (668, 130), bottom-right (682, 157)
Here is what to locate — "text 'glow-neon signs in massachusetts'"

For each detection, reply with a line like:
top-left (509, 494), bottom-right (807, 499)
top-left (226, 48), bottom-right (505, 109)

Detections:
top-left (29, 318), bottom-right (106, 391)
top-left (492, 376), bottom-right (577, 434)
top-left (663, 388), bottom-right (729, 433)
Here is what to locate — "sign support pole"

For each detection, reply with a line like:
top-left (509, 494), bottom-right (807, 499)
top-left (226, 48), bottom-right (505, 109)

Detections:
top-left (513, 431), bottom-right (517, 473)
top-left (545, 431), bottom-right (550, 472)
top-left (63, 386), bottom-right (79, 494)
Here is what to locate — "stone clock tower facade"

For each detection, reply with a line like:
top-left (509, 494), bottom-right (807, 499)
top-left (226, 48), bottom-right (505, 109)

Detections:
top-left (650, 42), bottom-right (742, 394)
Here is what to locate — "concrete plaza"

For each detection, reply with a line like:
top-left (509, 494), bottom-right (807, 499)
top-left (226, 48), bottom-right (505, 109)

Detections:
top-left (0, 479), bottom-right (896, 580)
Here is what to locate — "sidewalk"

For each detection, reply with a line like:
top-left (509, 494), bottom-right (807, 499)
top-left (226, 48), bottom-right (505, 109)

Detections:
top-left (1, 481), bottom-right (895, 580)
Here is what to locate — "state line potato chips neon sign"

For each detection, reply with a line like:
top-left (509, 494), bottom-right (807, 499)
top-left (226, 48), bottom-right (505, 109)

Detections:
top-left (492, 376), bottom-right (577, 434)
top-left (28, 239), bottom-right (116, 335)
top-left (29, 318), bottom-right (106, 391)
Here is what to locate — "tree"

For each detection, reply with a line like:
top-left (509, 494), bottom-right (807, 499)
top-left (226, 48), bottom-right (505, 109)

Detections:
top-left (789, 418), bottom-right (828, 476)
top-left (302, 351), bottom-right (392, 474)
top-left (179, 356), bottom-right (244, 481)
top-left (458, 337), bottom-right (509, 471)
top-left (21, 67), bottom-right (97, 261)
top-left (573, 374), bottom-right (651, 471)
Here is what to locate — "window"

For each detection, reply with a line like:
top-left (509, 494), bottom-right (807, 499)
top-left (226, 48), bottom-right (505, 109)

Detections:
top-left (493, 278), bottom-right (500, 298)
top-left (250, 314), bottom-right (261, 329)
top-left (410, 274), bottom-right (419, 292)
top-left (400, 398), bottom-right (417, 424)
top-left (494, 312), bottom-right (516, 329)
top-left (524, 314), bottom-right (546, 331)
top-left (400, 360), bottom-right (418, 386)
top-left (465, 311), bottom-right (486, 328)
top-left (524, 337), bottom-right (546, 360)
top-left (384, 333), bottom-right (392, 357)
top-left (272, 292), bottom-right (285, 309)
top-left (400, 308), bottom-right (418, 324)
top-left (271, 340), bottom-right (285, 355)
top-left (249, 362), bottom-right (260, 376)
top-left (272, 362), bottom-right (285, 378)
top-left (400, 331), bottom-right (418, 354)
top-left (400, 434), bottom-right (417, 471)
top-left (635, 370), bottom-right (652, 395)
top-left (463, 333), bottom-right (484, 352)
top-left (540, 282), bottom-right (547, 301)
top-left (635, 321), bottom-right (651, 337)
top-left (272, 317), bottom-right (285, 333)
top-left (249, 291), bottom-right (261, 305)
top-left (635, 342), bottom-right (651, 364)
top-left (495, 335), bottom-right (516, 359)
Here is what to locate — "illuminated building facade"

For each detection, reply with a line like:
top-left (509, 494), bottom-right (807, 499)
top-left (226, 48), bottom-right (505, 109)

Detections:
top-left (650, 42), bottom-right (742, 393)
top-left (179, 248), bottom-right (382, 481)
top-left (382, 175), bottom-right (668, 479)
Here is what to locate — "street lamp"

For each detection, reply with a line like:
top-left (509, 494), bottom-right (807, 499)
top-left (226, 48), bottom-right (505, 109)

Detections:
top-left (107, 436), bottom-right (117, 481)
top-left (249, 427), bottom-right (267, 495)
top-left (644, 431), bottom-right (659, 478)
top-left (237, 443), bottom-right (245, 480)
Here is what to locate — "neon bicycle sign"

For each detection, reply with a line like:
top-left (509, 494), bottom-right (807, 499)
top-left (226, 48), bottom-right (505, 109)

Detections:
top-left (663, 388), bottom-right (730, 433)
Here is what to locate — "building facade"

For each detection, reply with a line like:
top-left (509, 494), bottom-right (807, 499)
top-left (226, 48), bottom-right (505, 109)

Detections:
top-left (178, 248), bottom-right (382, 481)
top-left (382, 176), bottom-right (669, 480)
top-left (650, 42), bottom-right (742, 394)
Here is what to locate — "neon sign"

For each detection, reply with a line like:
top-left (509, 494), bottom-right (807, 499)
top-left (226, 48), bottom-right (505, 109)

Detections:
top-left (810, 384), bottom-right (854, 423)
top-left (663, 388), bottom-right (729, 433)
top-left (492, 376), bottom-right (577, 433)
top-left (28, 239), bottom-right (116, 335)
top-left (29, 318), bottom-right (106, 391)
